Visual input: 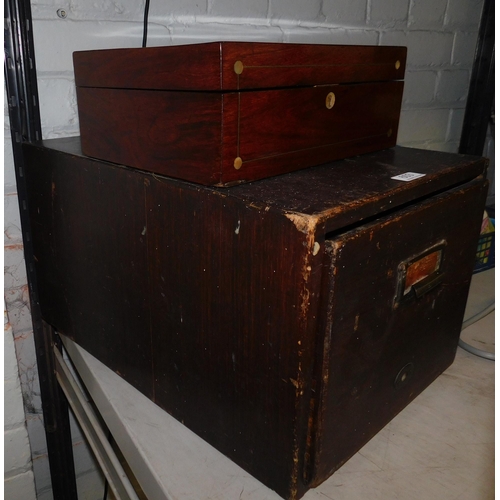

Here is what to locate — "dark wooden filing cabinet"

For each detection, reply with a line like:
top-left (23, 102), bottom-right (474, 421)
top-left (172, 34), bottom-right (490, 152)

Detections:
top-left (24, 138), bottom-right (487, 499)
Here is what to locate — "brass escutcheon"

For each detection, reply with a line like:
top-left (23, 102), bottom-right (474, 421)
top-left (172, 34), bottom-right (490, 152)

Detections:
top-left (234, 157), bottom-right (243, 170)
top-left (387, 128), bottom-right (393, 137)
top-left (234, 61), bottom-right (244, 75)
top-left (395, 60), bottom-right (401, 70)
top-left (325, 92), bottom-right (336, 109)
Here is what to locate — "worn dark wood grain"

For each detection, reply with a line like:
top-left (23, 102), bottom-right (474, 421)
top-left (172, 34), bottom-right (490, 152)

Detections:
top-left (229, 147), bottom-right (488, 232)
top-left (23, 138), bottom-right (487, 500)
top-left (73, 41), bottom-right (406, 91)
top-left (24, 145), bottom-right (153, 397)
top-left (145, 179), bottom-right (321, 497)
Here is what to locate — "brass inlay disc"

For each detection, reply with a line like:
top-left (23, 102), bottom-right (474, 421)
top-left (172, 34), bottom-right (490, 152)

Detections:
top-left (234, 157), bottom-right (243, 169)
top-left (325, 92), bottom-right (336, 109)
top-left (234, 61), bottom-right (244, 75)
top-left (395, 60), bottom-right (401, 70)
top-left (388, 128), bottom-right (393, 137)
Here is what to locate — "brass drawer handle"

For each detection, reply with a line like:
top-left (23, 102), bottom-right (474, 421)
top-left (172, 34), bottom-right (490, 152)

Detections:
top-left (412, 273), bottom-right (444, 299)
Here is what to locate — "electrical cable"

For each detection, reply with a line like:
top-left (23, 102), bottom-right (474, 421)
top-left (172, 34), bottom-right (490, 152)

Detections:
top-left (459, 300), bottom-right (495, 361)
top-left (142, 0), bottom-right (150, 48)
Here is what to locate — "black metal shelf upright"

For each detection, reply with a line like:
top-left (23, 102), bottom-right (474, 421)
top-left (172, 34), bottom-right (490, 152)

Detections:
top-left (4, 0), bottom-right (78, 498)
top-left (459, 0), bottom-right (495, 156)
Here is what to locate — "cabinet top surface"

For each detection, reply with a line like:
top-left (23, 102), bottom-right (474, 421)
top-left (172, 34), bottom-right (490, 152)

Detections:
top-left (28, 137), bottom-right (486, 232)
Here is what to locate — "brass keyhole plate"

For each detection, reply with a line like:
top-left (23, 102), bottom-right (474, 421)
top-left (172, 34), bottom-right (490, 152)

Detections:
top-left (234, 61), bottom-right (244, 75)
top-left (325, 92), bottom-right (336, 109)
top-left (234, 157), bottom-right (243, 170)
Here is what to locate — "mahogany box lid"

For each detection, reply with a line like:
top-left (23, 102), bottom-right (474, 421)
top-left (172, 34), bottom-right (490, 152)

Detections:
top-left (73, 41), bottom-right (407, 91)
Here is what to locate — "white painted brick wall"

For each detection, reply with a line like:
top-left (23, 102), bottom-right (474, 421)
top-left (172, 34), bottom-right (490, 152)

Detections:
top-left (269, 0), bottom-right (322, 22)
top-left (13, 330), bottom-right (43, 414)
top-left (4, 193), bottom-right (23, 245)
top-left (283, 26), bottom-right (378, 45)
top-left (5, 426), bottom-right (34, 474)
top-left (5, 318), bottom-right (28, 429)
top-left (380, 30), bottom-right (455, 67)
top-left (5, 0), bottom-right (486, 498)
top-left (4, 287), bottom-right (32, 335)
top-left (408, 0), bottom-right (448, 29)
top-left (4, 244), bottom-right (28, 290)
top-left (5, 77), bottom-right (37, 496)
top-left (4, 313), bottom-right (36, 500)
top-left (398, 108), bottom-right (451, 144)
top-left (4, 138), bottom-right (16, 195)
top-left (26, 415), bottom-right (53, 499)
top-left (32, 20), bottom-right (144, 73)
top-left (323, 0), bottom-right (368, 24)
top-left (402, 70), bottom-right (437, 106)
top-left (4, 472), bottom-right (37, 500)
top-left (38, 76), bottom-right (79, 138)
top-left (369, 0), bottom-right (409, 28)
top-left (436, 69), bottom-right (470, 104)
top-left (445, 0), bottom-right (483, 29)
top-left (210, 0), bottom-right (269, 18)
top-left (447, 108), bottom-right (466, 143)
top-left (452, 31), bottom-right (480, 66)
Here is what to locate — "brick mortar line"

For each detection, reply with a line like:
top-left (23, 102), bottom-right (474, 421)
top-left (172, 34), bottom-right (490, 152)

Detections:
top-left (29, 15), bottom-right (480, 33)
top-left (401, 104), bottom-right (467, 110)
top-left (4, 469), bottom-right (35, 481)
top-left (4, 421), bottom-right (30, 434)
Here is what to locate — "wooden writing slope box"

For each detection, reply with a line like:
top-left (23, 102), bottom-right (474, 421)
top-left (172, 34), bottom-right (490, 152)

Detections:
top-left (24, 139), bottom-right (487, 499)
top-left (73, 42), bottom-right (406, 186)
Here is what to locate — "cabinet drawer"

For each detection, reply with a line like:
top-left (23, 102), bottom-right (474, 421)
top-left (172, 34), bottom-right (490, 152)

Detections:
top-left (307, 178), bottom-right (487, 485)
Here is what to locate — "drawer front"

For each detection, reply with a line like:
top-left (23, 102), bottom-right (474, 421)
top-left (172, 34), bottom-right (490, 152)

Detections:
top-left (306, 178), bottom-right (487, 486)
top-left (221, 81), bottom-right (403, 184)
